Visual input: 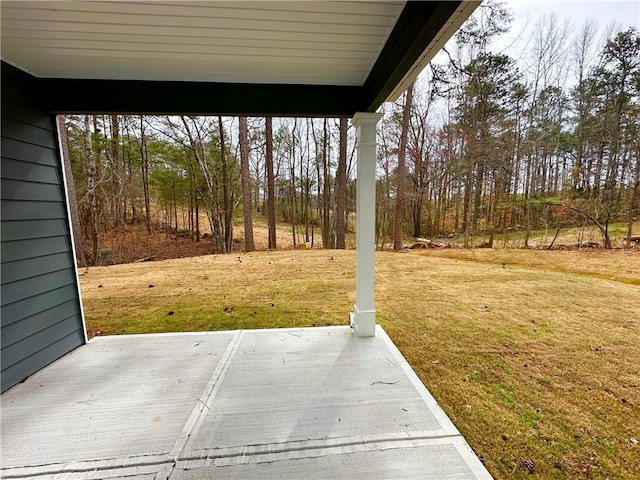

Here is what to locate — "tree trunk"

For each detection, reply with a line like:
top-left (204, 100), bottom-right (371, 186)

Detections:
top-left (394, 83), bottom-right (414, 250)
top-left (84, 115), bottom-right (100, 264)
top-left (219, 116), bottom-right (233, 253)
top-left (58, 115), bottom-right (87, 267)
top-left (523, 153), bottom-right (532, 247)
top-left (195, 196), bottom-right (200, 242)
top-left (172, 179), bottom-right (178, 234)
top-left (290, 119), bottom-right (298, 246)
top-left (239, 117), bottom-right (255, 252)
top-left (463, 150), bottom-right (474, 248)
top-left (266, 117), bottom-right (277, 249)
top-left (472, 163), bottom-right (484, 231)
top-left (311, 121), bottom-right (323, 245)
top-left (139, 116), bottom-right (152, 234)
top-left (110, 114), bottom-right (123, 228)
top-left (322, 119), bottom-right (332, 248)
top-left (126, 145), bottom-right (136, 224)
top-left (628, 149), bottom-right (640, 247)
top-left (335, 117), bottom-right (348, 249)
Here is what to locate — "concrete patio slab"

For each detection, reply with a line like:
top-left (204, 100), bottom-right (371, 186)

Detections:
top-left (0, 326), bottom-right (492, 479)
top-left (1, 331), bottom-right (237, 477)
top-left (186, 327), bottom-right (445, 452)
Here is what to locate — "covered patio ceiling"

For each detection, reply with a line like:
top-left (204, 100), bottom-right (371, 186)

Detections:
top-left (0, 0), bottom-right (478, 116)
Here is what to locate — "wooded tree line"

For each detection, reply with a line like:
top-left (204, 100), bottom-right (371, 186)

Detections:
top-left (63, 3), bottom-right (639, 265)
top-left (64, 114), bottom-right (355, 265)
top-left (377, 4), bottom-right (639, 249)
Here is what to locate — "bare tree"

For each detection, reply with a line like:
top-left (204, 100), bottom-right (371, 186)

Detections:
top-left (321, 118), bottom-right (332, 248)
top-left (239, 116), bottom-right (255, 252)
top-left (58, 115), bottom-right (86, 267)
top-left (83, 115), bottom-right (99, 264)
top-left (335, 117), bottom-right (348, 249)
top-left (178, 116), bottom-right (226, 252)
top-left (218, 116), bottom-right (234, 253)
top-left (138, 116), bottom-right (152, 234)
top-left (394, 83), bottom-right (415, 250)
top-left (571, 21), bottom-right (598, 192)
top-left (266, 116), bottom-right (277, 249)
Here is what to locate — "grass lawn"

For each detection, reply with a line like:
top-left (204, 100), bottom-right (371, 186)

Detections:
top-left (80, 249), bottom-right (640, 479)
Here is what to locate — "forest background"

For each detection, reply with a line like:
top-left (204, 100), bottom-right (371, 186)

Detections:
top-left (60, 1), bottom-right (640, 266)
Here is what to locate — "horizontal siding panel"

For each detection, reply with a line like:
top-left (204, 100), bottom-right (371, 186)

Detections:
top-left (2, 8), bottom-right (394, 35)
top-left (1, 301), bottom-right (80, 347)
top-left (219, 1), bottom-right (403, 16)
top-left (0, 200), bottom-right (67, 221)
top-left (1, 330), bottom-right (84, 392)
top-left (3, 20), bottom-right (386, 44)
top-left (1, 118), bottom-right (57, 149)
top-left (1, 268), bottom-right (76, 307)
top-left (2, 38), bottom-right (376, 61)
top-left (1, 218), bottom-right (70, 242)
top-left (1, 30), bottom-right (382, 53)
top-left (6, 46), bottom-right (374, 68)
top-left (1, 315), bottom-right (82, 370)
top-left (2, 251), bottom-right (75, 284)
top-left (1, 138), bottom-right (59, 167)
top-left (1, 158), bottom-right (61, 184)
top-left (1, 179), bottom-right (63, 202)
top-left (6, 1), bottom-right (404, 18)
top-left (1, 235), bottom-right (71, 262)
top-left (3, 2), bottom-right (402, 23)
top-left (1, 284), bottom-right (79, 326)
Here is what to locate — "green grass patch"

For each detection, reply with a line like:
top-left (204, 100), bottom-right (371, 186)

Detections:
top-left (492, 385), bottom-right (517, 408)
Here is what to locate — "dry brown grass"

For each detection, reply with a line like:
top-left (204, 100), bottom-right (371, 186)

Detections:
top-left (80, 249), bottom-right (640, 479)
top-left (421, 248), bottom-right (640, 285)
top-left (80, 251), bottom-right (355, 336)
top-left (378, 250), bottom-right (640, 479)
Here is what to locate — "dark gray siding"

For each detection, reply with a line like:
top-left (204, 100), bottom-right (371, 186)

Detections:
top-left (1, 68), bottom-right (85, 392)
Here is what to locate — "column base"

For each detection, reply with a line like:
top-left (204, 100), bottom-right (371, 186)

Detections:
top-left (351, 305), bottom-right (376, 337)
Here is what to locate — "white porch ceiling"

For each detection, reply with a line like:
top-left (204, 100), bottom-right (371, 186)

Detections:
top-left (1, 1), bottom-right (406, 86)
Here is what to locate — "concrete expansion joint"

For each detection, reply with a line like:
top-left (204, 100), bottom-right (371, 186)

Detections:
top-left (173, 431), bottom-right (463, 470)
top-left (0, 454), bottom-right (174, 479)
top-left (169, 330), bottom-right (243, 460)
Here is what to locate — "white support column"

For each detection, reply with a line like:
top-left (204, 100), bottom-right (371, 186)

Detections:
top-left (350, 112), bottom-right (382, 337)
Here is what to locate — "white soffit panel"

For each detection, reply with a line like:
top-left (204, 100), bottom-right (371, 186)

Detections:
top-left (0, 1), bottom-right (406, 85)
